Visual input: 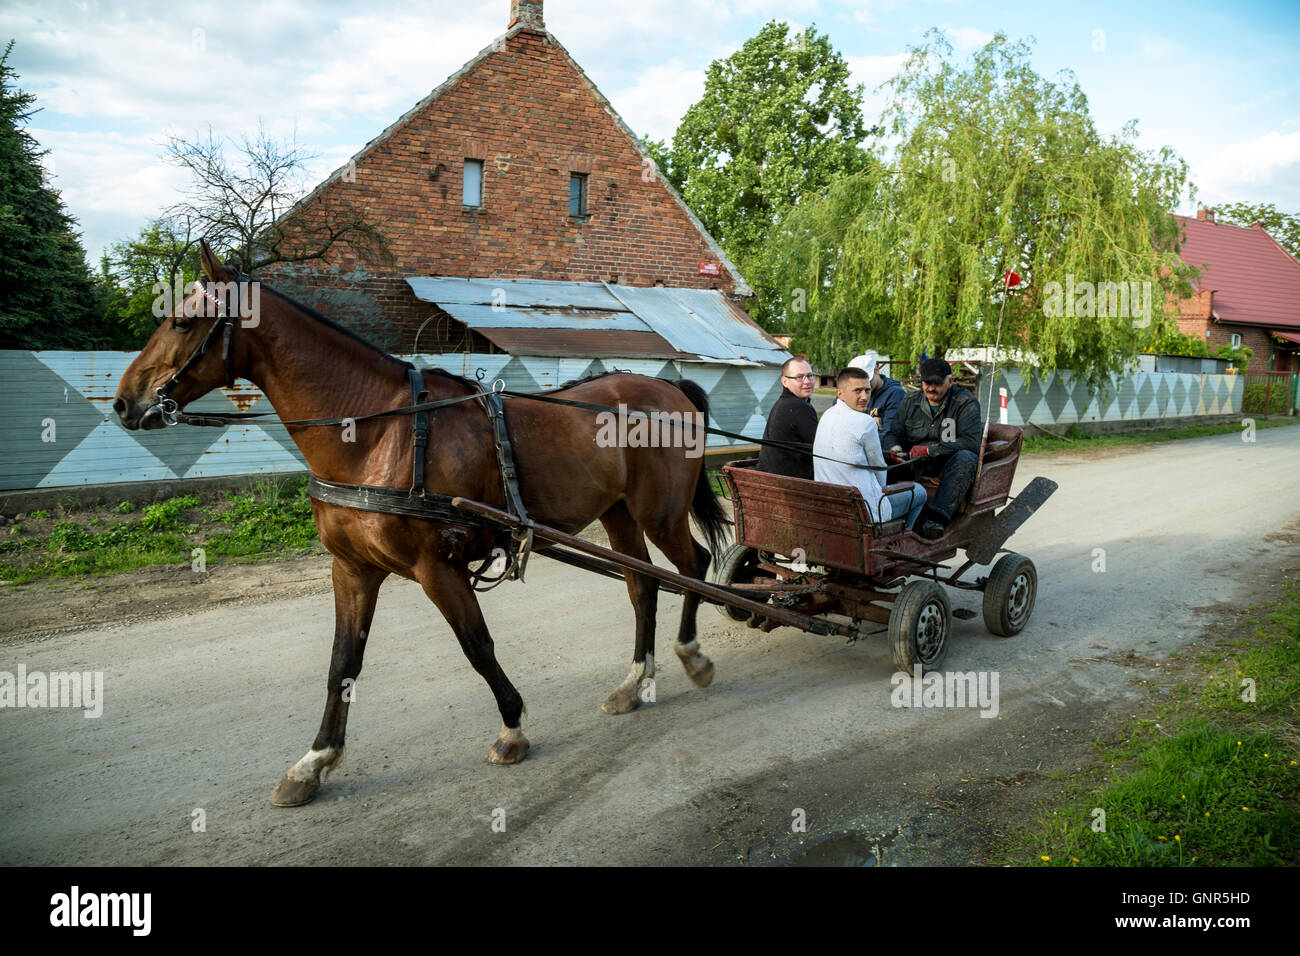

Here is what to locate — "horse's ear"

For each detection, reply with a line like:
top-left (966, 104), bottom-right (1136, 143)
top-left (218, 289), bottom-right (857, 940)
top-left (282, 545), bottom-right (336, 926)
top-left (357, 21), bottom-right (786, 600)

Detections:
top-left (199, 239), bottom-right (234, 281)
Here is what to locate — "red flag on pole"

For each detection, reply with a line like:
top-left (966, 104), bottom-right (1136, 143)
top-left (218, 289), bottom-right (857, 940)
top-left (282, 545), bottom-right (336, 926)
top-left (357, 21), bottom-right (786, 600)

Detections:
top-left (1005, 269), bottom-right (1021, 288)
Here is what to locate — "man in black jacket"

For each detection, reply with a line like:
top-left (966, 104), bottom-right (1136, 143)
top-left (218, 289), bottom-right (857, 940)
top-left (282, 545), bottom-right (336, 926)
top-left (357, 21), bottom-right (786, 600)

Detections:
top-left (881, 358), bottom-right (982, 539)
top-left (756, 357), bottom-right (818, 480)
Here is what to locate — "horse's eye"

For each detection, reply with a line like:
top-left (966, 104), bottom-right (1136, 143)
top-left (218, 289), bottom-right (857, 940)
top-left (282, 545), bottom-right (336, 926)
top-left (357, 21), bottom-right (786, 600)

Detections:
top-left (172, 316), bottom-right (191, 333)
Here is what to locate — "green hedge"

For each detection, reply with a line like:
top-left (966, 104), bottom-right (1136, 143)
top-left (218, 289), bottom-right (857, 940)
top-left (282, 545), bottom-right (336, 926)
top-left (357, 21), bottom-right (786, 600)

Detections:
top-left (1242, 381), bottom-right (1292, 415)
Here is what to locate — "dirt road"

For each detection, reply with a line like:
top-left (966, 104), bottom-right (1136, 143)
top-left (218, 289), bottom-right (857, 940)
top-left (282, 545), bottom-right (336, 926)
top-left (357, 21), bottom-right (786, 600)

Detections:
top-left (2, 428), bottom-right (1298, 865)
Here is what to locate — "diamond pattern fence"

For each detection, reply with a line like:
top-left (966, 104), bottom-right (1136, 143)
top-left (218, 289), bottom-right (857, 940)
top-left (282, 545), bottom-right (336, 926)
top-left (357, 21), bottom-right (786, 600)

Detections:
top-left (972, 368), bottom-right (1243, 428)
top-left (1, 352), bottom-right (1249, 492)
top-left (0, 351), bottom-right (780, 491)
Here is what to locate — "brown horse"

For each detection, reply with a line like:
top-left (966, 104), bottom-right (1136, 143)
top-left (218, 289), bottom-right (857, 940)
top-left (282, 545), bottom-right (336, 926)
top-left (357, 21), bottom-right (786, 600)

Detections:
top-left (114, 242), bottom-right (730, 806)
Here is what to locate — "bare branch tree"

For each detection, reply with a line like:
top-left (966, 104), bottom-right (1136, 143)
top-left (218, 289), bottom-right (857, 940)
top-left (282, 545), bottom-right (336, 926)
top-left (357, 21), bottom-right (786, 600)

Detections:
top-left (163, 124), bottom-right (391, 275)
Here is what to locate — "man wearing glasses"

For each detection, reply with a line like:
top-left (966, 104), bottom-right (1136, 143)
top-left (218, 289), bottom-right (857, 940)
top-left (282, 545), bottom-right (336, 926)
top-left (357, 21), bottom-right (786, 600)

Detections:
top-left (756, 357), bottom-right (818, 479)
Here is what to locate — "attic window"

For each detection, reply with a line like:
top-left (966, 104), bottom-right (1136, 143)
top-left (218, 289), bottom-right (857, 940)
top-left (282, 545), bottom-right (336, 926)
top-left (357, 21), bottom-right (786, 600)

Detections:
top-left (463, 159), bottom-right (483, 207)
top-left (569, 173), bottom-right (588, 217)
top-left (1230, 333), bottom-right (1242, 347)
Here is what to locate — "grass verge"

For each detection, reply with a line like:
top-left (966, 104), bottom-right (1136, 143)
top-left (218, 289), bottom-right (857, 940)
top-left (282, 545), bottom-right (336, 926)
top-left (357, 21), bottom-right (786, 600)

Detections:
top-left (1014, 583), bottom-right (1300, 866)
top-left (1019, 416), bottom-right (1298, 455)
top-left (0, 476), bottom-right (321, 584)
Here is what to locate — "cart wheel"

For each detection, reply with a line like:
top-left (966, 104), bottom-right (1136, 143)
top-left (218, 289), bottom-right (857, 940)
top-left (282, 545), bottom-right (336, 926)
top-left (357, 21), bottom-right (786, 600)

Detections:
top-left (889, 581), bottom-right (950, 676)
top-left (709, 543), bottom-right (761, 621)
top-left (982, 553), bottom-right (1037, 637)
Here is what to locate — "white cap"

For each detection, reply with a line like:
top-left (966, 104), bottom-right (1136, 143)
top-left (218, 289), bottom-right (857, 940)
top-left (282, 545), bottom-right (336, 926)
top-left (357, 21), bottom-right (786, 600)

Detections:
top-left (848, 353), bottom-right (877, 378)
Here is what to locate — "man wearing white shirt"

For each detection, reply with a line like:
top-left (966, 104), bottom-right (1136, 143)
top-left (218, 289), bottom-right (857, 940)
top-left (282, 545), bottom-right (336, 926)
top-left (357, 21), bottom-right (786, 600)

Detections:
top-left (814, 367), bottom-right (927, 530)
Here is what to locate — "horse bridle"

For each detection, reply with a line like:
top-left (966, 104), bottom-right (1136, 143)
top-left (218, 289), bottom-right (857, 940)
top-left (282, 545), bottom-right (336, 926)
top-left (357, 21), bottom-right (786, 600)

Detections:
top-left (154, 277), bottom-right (246, 425)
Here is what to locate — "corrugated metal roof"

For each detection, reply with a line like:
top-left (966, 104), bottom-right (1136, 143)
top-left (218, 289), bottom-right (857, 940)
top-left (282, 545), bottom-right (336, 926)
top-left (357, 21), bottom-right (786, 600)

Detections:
top-left (405, 277), bottom-right (788, 365)
top-left (439, 303), bottom-right (647, 331)
top-left (473, 327), bottom-right (694, 359)
top-left (410, 276), bottom-right (620, 310)
top-left (602, 284), bottom-right (735, 360)
top-left (665, 287), bottom-right (782, 356)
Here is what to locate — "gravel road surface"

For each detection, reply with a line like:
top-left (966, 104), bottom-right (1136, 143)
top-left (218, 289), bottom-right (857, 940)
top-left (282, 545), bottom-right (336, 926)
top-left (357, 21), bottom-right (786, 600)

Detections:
top-left (2, 427), bottom-right (1297, 865)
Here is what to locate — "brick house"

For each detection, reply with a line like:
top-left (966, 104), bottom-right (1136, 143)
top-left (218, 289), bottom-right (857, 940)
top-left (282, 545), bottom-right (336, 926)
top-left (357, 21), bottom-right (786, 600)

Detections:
top-left (1171, 209), bottom-right (1300, 373)
top-left (262, 0), bottom-right (788, 440)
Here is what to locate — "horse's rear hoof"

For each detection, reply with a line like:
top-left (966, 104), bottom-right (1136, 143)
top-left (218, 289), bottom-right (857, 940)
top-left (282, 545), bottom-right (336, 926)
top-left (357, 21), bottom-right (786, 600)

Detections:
top-left (487, 726), bottom-right (530, 765)
top-left (270, 775), bottom-right (319, 807)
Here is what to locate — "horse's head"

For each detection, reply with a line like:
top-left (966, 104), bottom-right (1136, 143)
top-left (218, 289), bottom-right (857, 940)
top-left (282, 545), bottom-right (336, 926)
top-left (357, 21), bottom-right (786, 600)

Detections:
top-left (115, 240), bottom-right (252, 430)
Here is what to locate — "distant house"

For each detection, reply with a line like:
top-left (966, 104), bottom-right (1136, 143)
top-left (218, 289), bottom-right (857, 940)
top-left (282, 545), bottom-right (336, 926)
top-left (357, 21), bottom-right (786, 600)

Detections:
top-left (1171, 209), bottom-right (1300, 373)
top-left (262, 0), bottom-right (788, 444)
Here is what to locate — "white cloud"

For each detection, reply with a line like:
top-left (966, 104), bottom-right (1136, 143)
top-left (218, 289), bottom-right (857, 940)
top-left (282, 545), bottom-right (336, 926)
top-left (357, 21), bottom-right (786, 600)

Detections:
top-left (846, 52), bottom-right (910, 92)
top-left (29, 126), bottom-right (190, 261)
top-left (1, 0), bottom-right (506, 260)
top-left (607, 62), bottom-right (708, 145)
top-left (1194, 130), bottom-right (1300, 195)
top-left (846, 0), bottom-right (908, 26)
top-left (1139, 35), bottom-right (1179, 60)
top-left (941, 26), bottom-right (994, 50)
top-left (845, 52), bottom-right (909, 129)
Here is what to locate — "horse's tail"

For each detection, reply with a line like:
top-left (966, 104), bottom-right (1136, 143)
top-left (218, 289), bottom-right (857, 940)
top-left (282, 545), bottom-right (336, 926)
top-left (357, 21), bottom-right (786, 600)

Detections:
top-left (672, 378), bottom-right (733, 564)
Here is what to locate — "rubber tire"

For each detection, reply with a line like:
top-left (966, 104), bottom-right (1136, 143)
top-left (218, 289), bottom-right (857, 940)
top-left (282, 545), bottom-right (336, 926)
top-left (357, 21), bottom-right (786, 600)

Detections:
top-left (889, 580), bottom-right (951, 676)
top-left (709, 543), bottom-right (761, 621)
top-left (982, 553), bottom-right (1037, 637)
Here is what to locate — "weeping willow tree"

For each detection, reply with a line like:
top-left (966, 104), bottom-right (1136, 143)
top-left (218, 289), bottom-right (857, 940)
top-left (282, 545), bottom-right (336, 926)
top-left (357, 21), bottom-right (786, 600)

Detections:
top-left (772, 31), bottom-right (1198, 389)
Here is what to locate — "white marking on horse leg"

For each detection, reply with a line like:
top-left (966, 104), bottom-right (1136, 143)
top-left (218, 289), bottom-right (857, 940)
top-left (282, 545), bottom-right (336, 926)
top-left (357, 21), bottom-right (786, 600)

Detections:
top-left (285, 746), bottom-right (344, 784)
top-left (601, 657), bottom-right (649, 714)
top-left (614, 659), bottom-right (647, 695)
top-left (498, 724), bottom-right (526, 743)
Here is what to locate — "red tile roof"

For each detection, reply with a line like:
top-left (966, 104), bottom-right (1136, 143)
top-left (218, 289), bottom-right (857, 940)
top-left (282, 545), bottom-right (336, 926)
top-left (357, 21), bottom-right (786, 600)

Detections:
top-left (1174, 214), bottom-right (1300, 331)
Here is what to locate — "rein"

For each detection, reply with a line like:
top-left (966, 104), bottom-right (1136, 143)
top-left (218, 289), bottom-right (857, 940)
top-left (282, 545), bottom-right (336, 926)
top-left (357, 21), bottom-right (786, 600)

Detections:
top-left (160, 372), bottom-right (898, 474)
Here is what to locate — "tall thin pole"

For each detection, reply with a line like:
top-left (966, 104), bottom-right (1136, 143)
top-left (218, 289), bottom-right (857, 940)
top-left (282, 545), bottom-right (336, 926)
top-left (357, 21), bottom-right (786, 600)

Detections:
top-left (977, 269), bottom-right (1015, 485)
top-left (984, 269), bottom-right (1014, 431)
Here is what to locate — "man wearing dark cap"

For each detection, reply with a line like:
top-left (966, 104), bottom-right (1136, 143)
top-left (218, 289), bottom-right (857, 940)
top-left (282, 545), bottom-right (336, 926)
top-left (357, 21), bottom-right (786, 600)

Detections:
top-left (881, 358), bottom-right (982, 540)
top-left (756, 356), bottom-right (818, 480)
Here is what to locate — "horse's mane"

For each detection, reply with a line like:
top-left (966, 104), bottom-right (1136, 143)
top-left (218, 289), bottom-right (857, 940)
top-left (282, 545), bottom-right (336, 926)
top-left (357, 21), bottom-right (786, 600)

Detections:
top-left (556, 369), bottom-right (637, 390)
top-left (421, 366), bottom-right (478, 389)
top-left (260, 283), bottom-right (412, 370)
top-left (258, 282), bottom-right (490, 391)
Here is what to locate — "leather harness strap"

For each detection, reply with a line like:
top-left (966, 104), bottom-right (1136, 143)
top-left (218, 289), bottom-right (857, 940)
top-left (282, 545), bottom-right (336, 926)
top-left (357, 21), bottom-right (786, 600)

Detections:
top-left (408, 367), bottom-right (430, 498)
top-left (475, 386), bottom-right (534, 584)
top-left (307, 475), bottom-right (505, 529)
top-left (308, 369), bottom-right (536, 587)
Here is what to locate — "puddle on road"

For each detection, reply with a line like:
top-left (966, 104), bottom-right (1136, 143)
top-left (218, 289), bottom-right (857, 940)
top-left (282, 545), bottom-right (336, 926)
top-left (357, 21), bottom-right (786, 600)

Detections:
top-left (792, 832), bottom-right (879, 866)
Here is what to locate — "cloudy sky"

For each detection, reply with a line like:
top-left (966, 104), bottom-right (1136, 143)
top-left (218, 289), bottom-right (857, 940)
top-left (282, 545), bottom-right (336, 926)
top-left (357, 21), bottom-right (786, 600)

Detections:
top-left (5, 0), bottom-right (1299, 263)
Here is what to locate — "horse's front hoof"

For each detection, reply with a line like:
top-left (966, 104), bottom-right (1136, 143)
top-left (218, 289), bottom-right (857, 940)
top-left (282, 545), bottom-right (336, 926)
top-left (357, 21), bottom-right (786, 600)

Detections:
top-left (270, 775), bottom-right (319, 807)
top-left (600, 685), bottom-right (642, 715)
top-left (487, 726), bottom-right (530, 765)
top-left (686, 657), bottom-right (714, 688)
top-left (676, 641), bottom-right (715, 688)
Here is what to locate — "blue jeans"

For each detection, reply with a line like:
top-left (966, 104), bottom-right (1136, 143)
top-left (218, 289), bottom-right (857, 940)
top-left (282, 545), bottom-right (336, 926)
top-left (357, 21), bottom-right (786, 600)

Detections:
top-left (882, 484), bottom-right (927, 530)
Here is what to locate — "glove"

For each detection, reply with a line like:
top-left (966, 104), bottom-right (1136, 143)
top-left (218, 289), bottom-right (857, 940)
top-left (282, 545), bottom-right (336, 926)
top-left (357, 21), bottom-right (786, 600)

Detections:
top-left (888, 446), bottom-right (905, 462)
top-left (908, 445), bottom-right (930, 460)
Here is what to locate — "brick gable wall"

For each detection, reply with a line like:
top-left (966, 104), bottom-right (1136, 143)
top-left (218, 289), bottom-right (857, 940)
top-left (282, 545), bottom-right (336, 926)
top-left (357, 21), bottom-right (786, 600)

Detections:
top-left (264, 28), bottom-right (743, 352)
